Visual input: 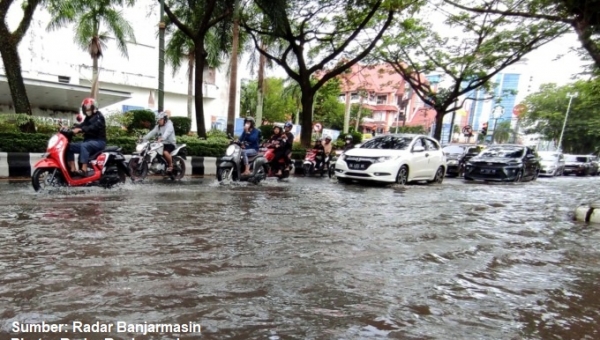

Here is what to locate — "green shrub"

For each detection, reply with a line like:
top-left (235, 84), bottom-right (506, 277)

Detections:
top-left (126, 110), bottom-right (156, 130)
top-left (0, 132), bottom-right (311, 159)
top-left (171, 116), bottom-right (191, 135)
top-left (206, 128), bottom-right (228, 139)
top-left (258, 125), bottom-right (273, 140)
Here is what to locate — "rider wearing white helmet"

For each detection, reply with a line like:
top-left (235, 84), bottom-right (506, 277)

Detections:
top-left (143, 111), bottom-right (176, 172)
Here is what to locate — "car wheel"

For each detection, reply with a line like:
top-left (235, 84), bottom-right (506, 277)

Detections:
top-left (429, 166), bottom-right (445, 184)
top-left (532, 169), bottom-right (539, 181)
top-left (396, 165), bottom-right (409, 185)
top-left (514, 170), bottom-right (523, 182)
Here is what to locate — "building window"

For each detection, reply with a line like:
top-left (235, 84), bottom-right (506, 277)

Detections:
top-left (351, 92), bottom-right (358, 100)
top-left (376, 95), bottom-right (387, 104)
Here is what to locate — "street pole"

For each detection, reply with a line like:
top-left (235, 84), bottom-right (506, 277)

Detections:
top-left (158, 0), bottom-right (165, 112)
top-left (490, 105), bottom-right (504, 144)
top-left (557, 92), bottom-right (578, 152)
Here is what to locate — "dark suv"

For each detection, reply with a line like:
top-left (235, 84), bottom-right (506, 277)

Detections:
top-left (442, 144), bottom-right (484, 177)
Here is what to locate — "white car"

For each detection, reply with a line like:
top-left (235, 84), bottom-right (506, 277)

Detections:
top-left (537, 151), bottom-right (565, 176)
top-left (334, 134), bottom-right (447, 185)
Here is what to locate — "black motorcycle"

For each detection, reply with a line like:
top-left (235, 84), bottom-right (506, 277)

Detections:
top-left (216, 135), bottom-right (269, 184)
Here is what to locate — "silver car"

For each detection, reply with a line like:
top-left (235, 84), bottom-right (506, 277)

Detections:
top-left (537, 151), bottom-right (565, 176)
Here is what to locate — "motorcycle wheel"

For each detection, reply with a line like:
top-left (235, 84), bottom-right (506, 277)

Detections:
top-left (328, 166), bottom-right (335, 178)
top-left (32, 168), bottom-right (62, 192)
top-left (217, 168), bottom-right (232, 182)
top-left (302, 164), bottom-right (311, 177)
top-left (252, 165), bottom-right (268, 184)
top-left (129, 158), bottom-right (148, 181)
top-left (171, 156), bottom-right (186, 180)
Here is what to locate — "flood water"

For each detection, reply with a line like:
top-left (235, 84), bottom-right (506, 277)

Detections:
top-left (1, 176), bottom-right (600, 339)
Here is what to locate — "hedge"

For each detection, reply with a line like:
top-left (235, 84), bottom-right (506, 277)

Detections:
top-left (171, 117), bottom-right (191, 135)
top-left (0, 132), bottom-right (309, 159)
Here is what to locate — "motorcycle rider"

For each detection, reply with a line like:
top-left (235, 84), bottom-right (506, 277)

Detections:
top-left (66, 97), bottom-right (106, 177)
top-left (312, 138), bottom-right (326, 171)
top-left (142, 112), bottom-right (176, 172)
top-left (268, 125), bottom-right (287, 176)
top-left (239, 116), bottom-right (260, 176)
top-left (283, 122), bottom-right (294, 170)
top-left (322, 135), bottom-right (334, 169)
top-left (343, 134), bottom-right (355, 151)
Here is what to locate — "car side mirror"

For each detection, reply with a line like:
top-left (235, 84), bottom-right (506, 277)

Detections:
top-left (413, 145), bottom-right (425, 152)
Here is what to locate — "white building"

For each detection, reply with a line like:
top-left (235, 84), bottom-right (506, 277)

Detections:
top-left (0, 0), bottom-right (238, 131)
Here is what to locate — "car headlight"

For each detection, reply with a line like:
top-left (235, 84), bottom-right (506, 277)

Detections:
top-left (373, 156), bottom-right (400, 163)
top-left (447, 160), bottom-right (458, 165)
top-left (47, 135), bottom-right (59, 150)
top-left (226, 145), bottom-right (235, 156)
top-left (340, 154), bottom-right (346, 160)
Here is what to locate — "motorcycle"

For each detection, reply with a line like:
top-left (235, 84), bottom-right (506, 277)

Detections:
top-left (261, 141), bottom-right (294, 180)
top-left (302, 150), bottom-right (327, 177)
top-left (216, 135), bottom-right (269, 184)
top-left (128, 137), bottom-right (187, 181)
top-left (31, 128), bottom-right (131, 191)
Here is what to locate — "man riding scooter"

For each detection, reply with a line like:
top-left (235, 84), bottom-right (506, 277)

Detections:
top-left (343, 134), bottom-right (355, 151)
top-left (322, 135), bottom-right (334, 170)
top-left (142, 112), bottom-right (176, 172)
top-left (312, 138), bottom-right (326, 171)
top-left (66, 97), bottom-right (107, 177)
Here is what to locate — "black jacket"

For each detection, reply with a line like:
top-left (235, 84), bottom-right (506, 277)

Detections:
top-left (284, 132), bottom-right (294, 151)
top-left (80, 111), bottom-right (107, 142)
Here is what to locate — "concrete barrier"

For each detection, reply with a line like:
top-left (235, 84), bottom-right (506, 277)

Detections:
top-left (575, 201), bottom-right (600, 223)
top-left (0, 152), bottom-right (305, 178)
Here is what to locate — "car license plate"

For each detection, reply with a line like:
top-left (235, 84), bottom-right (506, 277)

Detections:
top-left (481, 169), bottom-right (495, 174)
top-left (349, 163), bottom-right (365, 169)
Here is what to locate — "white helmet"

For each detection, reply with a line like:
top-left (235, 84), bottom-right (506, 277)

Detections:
top-left (156, 111), bottom-right (168, 123)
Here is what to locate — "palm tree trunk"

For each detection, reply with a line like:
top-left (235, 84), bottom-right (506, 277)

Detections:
top-left (193, 41), bottom-right (208, 138)
top-left (226, 0), bottom-right (241, 134)
top-left (187, 52), bottom-right (194, 121)
top-left (256, 41), bottom-right (266, 126)
top-left (355, 95), bottom-right (364, 130)
top-left (91, 56), bottom-right (99, 99)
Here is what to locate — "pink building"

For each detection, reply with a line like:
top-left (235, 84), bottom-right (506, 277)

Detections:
top-left (336, 63), bottom-right (437, 133)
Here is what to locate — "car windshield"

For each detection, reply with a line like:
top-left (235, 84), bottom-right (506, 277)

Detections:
top-left (479, 147), bottom-right (524, 158)
top-left (540, 153), bottom-right (559, 161)
top-left (360, 136), bottom-right (414, 150)
top-left (443, 145), bottom-right (465, 154)
top-left (565, 155), bottom-right (587, 162)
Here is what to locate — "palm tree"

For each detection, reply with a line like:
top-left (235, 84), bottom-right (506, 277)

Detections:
top-left (46, 0), bottom-right (136, 99)
top-left (164, 27), bottom-right (228, 121)
top-left (493, 120), bottom-right (515, 144)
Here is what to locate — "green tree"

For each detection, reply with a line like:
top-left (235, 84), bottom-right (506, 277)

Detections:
top-left (521, 80), bottom-right (600, 153)
top-left (492, 120), bottom-right (514, 143)
top-left (0, 0), bottom-right (42, 125)
top-left (241, 0), bottom-right (400, 147)
top-left (162, 0), bottom-right (235, 138)
top-left (241, 77), bottom-right (297, 123)
top-left (46, 0), bottom-right (136, 99)
top-left (443, 0), bottom-right (600, 69)
top-left (313, 78), bottom-right (346, 130)
top-left (378, 4), bottom-right (565, 142)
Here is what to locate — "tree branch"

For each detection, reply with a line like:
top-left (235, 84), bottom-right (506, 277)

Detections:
top-left (7, 0), bottom-right (41, 43)
top-left (162, 1), bottom-right (196, 39)
top-left (442, 0), bottom-right (574, 24)
top-left (243, 25), bottom-right (301, 82)
top-left (572, 18), bottom-right (600, 68)
top-left (308, 0), bottom-right (384, 75)
top-left (315, 7), bottom-right (395, 90)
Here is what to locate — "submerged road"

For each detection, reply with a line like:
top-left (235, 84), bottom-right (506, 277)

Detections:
top-left (1, 176), bottom-right (600, 339)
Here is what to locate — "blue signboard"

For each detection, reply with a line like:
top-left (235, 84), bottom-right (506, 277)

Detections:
top-left (122, 105), bottom-right (145, 112)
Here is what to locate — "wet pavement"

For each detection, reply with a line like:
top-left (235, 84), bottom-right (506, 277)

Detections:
top-left (1, 176), bottom-right (600, 339)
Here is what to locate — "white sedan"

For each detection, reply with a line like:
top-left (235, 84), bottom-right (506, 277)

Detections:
top-left (334, 134), bottom-right (447, 185)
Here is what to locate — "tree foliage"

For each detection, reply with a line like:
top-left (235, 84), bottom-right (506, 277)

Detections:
top-left (378, 0), bottom-right (566, 141)
top-left (241, 0), bottom-right (402, 146)
top-left (521, 79), bottom-right (600, 153)
top-left (442, 0), bottom-right (600, 69)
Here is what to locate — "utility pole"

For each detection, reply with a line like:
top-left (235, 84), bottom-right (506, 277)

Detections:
top-left (158, 0), bottom-right (165, 112)
top-left (557, 92), bottom-right (578, 152)
top-left (490, 105), bottom-right (504, 144)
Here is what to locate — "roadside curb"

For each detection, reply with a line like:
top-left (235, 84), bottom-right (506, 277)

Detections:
top-left (0, 152), bottom-right (306, 178)
top-left (575, 201), bottom-right (600, 223)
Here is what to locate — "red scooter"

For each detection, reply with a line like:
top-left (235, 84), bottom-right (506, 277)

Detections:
top-left (261, 142), bottom-right (293, 179)
top-left (31, 127), bottom-right (132, 191)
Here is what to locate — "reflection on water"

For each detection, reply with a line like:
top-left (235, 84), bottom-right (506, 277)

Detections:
top-left (0, 176), bottom-right (600, 339)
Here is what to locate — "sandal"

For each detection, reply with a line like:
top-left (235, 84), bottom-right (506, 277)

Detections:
top-left (166, 166), bottom-right (173, 172)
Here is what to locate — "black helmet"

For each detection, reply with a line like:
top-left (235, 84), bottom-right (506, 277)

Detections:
top-left (244, 116), bottom-right (255, 127)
